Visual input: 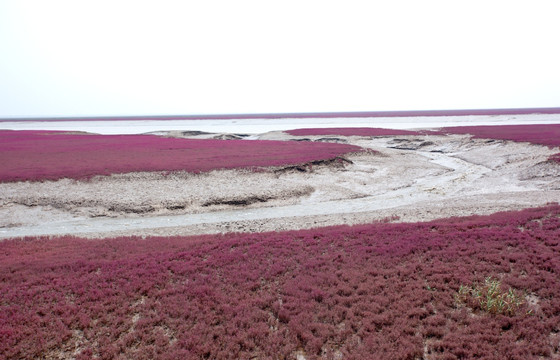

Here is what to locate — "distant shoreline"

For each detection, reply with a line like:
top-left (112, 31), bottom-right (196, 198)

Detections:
top-left (3, 112), bottom-right (560, 135)
top-left (2, 107), bottom-right (560, 122)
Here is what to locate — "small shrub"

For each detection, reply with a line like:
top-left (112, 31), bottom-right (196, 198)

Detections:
top-left (456, 277), bottom-right (526, 316)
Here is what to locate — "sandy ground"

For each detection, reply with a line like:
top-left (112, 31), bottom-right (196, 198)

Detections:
top-left (1, 129), bottom-right (559, 239)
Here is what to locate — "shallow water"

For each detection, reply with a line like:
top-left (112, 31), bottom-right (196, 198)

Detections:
top-left (2, 114), bottom-right (560, 134)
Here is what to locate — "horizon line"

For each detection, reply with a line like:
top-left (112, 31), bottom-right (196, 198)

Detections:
top-left (2, 107), bottom-right (560, 122)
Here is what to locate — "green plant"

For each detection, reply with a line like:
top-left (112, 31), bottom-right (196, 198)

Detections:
top-left (455, 277), bottom-right (525, 316)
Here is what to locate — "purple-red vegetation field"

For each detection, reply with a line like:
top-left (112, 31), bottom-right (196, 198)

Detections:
top-left (2, 205), bottom-right (560, 359)
top-left (437, 124), bottom-right (560, 163)
top-left (0, 131), bottom-right (361, 182)
top-left (286, 127), bottom-right (423, 137)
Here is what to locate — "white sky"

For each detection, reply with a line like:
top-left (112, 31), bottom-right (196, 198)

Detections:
top-left (0, 0), bottom-right (559, 118)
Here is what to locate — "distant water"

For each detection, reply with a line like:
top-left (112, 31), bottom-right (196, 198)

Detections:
top-left (1, 113), bottom-right (560, 135)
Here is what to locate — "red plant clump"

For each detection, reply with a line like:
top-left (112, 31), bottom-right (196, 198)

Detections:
top-left (2, 205), bottom-right (560, 359)
top-left (549, 153), bottom-right (560, 163)
top-left (0, 130), bottom-right (361, 182)
top-left (286, 127), bottom-right (423, 137)
top-left (437, 124), bottom-right (560, 163)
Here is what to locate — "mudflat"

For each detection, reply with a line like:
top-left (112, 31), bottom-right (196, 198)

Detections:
top-left (2, 129), bottom-right (559, 239)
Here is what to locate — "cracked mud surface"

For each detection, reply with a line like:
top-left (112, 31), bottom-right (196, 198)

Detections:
top-left (1, 132), bottom-right (559, 239)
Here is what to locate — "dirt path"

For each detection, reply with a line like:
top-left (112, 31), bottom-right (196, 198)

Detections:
top-left (1, 130), bottom-right (559, 239)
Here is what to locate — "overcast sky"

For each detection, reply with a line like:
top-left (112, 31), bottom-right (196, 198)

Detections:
top-left (0, 1), bottom-right (559, 118)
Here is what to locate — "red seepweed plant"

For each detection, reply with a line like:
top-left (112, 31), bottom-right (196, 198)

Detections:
top-left (436, 124), bottom-right (560, 163)
top-left (1, 204), bottom-right (560, 359)
top-left (0, 130), bottom-right (362, 182)
top-left (288, 124), bottom-right (560, 163)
